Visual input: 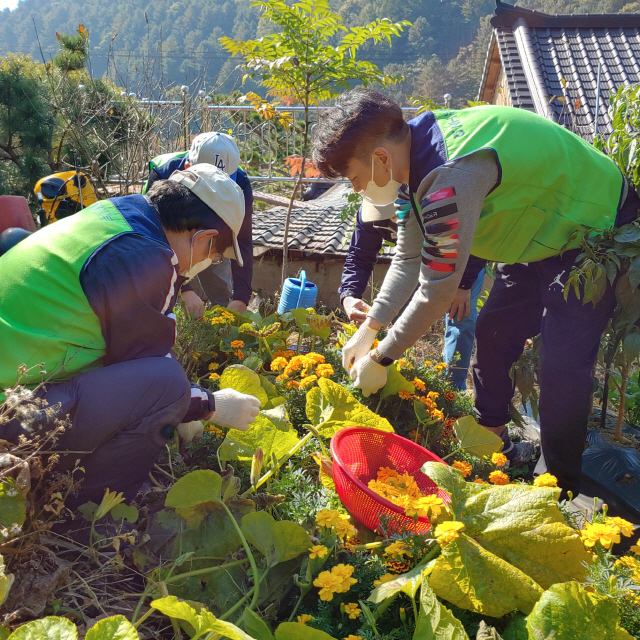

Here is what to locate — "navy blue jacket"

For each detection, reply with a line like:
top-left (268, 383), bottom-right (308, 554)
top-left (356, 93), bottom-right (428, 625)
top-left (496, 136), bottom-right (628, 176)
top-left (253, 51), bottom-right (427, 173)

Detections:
top-left (339, 208), bottom-right (486, 302)
top-left (146, 157), bottom-right (254, 304)
top-left (81, 195), bottom-right (215, 422)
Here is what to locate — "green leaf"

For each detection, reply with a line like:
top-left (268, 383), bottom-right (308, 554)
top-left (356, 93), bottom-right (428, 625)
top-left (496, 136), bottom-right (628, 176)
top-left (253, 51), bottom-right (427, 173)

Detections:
top-left (243, 355), bottom-right (264, 371)
top-left (241, 511), bottom-right (311, 567)
top-left (0, 555), bottom-right (14, 607)
top-left (220, 365), bottom-right (269, 407)
top-left (369, 559), bottom-right (436, 604)
top-left (429, 534), bottom-right (543, 617)
top-left (274, 622), bottom-right (338, 640)
top-left (0, 481), bottom-right (26, 529)
top-left (525, 582), bottom-right (624, 640)
top-left (628, 256), bottom-right (640, 290)
top-left (85, 616), bottom-right (139, 640)
top-left (0, 628), bottom-right (10, 640)
top-left (165, 470), bottom-right (222, 510)
top-left (614, 224), bottom-right (640, 243)
top-left (453, 416), bottom-right (503, 458)
top-left (242, 609), bottom-right (275, 640)
top-left (413, 574), bottom-right (469, 640)
top-left (502, 614), bottom-right (528, 640)
top-left (218, 414), bottom-right (300, 466)
top-left (261, 405), bottom-right (292, 432)
top-left (8, 617), bottom-right (77, 640)
top-left (623, 331), bottom-right (640, 361)
top-left (260, 375), bottom-right (286, 410)
top-left (110, 503), bottom-right (139, 524)
top-left (314, 378), bottom-right (394, 436)
top-left (379, 363), bottom-right (414, 399)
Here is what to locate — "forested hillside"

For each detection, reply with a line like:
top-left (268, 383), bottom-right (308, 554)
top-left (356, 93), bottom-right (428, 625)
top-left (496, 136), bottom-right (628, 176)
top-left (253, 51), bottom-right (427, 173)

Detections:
top-left (1, 0), bottom-right (638, 104)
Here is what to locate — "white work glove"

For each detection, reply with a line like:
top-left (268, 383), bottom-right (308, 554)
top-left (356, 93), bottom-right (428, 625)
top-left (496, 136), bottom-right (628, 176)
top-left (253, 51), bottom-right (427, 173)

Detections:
top-left (208, 388), bottom-right (261, 431)
top-left (350, 354), bottom-right (388, 398)
top-left (177, 420), bottom-right (205, 444)
top-left (342, 324), bottom-right (377, 371)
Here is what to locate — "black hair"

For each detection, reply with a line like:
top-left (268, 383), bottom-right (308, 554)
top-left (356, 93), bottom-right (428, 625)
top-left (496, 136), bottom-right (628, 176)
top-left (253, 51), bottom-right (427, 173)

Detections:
top-left (147, 179), bottom-right (233, 254)
top-left (311, 88), bottom-right (409, 179)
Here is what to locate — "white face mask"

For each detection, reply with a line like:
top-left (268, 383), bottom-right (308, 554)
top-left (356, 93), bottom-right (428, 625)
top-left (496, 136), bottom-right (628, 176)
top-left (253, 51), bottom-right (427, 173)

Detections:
top-left (183, 231), bottom-right (213, 280)
top-left (359, 154), bottom-right (403, 207)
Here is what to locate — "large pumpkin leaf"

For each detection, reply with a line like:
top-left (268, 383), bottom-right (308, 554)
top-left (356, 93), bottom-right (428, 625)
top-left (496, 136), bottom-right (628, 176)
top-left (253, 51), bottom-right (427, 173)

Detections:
top-left (413, 574), bottom-right (469, 640)
top-left (220, 365), bottom-right (269, 407)
top-left (260, 375), bottom-right (287, 410)
top-left (241, 511), bottom-right (311, 567)
top-left (242, 609), bottom-right (275, 640)
top-left (218, 414), bottom-right (300, 466)
top-left (305, 386), bottom-right (332, 427)
top-left (420, 463), bottom-right (589, 589)
top-left (85, 616), bottom-right (138, 640)
top-left (368, 558), bottom-right (436, 604)
top-left (313, 378), bottom-right (394, 436)
top-left (8, 617), bottom-right (77, 640)
top-left (380, 363), bottom-right (415, 399)
top-left (525, 582), bottom-right (627, 640)
top-left (453, 416), bottom-right (503, 458)
top-left (165, 470), bottom-right (222, 509)
top-left (429, 534), bottom-right (543, 617)
top-left (275, 622), bottom-right (338, 640)
top-left (0, 480), bottom-right (26, 529)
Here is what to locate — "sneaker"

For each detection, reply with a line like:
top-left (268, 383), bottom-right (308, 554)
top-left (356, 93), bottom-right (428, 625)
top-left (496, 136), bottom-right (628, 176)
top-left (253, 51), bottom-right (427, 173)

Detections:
top-left (503, 440), bottom-right (536, 467)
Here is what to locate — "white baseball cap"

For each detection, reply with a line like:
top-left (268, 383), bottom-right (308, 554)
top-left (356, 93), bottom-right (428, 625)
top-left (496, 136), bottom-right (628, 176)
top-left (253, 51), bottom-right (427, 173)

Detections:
top-left (169, 164), bottom-right (245, 266)
top-left (361, 199), bottom-right (397, 222)
top-left (188, 132), bottom-right (241, 180)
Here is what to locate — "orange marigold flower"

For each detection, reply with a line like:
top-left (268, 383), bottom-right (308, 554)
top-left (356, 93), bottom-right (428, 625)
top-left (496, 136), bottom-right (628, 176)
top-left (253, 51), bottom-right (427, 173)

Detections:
top-left (488, 470), bottom-right (509, 485)
top-left (412, 378), bottom-right (426, 392)
top-left (491, 452), bottom-right (508, 467)
top-left (385, 560), bottom-right (411, 574)
top-left (300, 375), bottom-right (318, 389)
top-left (235, 349), bottom-right (246, 360)
top-left (398, 390), bottom-right (413, 400)
top-left (444, 417), bottom-right (456, 429)
top-left (270, 357), bottom-right (288, 371)
top-left (427, 391), bottom-right (440, 400)
top-left (424, 360), bottom-right (433, 367)
top-left (286, 380), bottom-right (300, 390)
top-left (274, 350), bottom-right (296, 359)
top-left (430, 409), bottom-right (444, 421)
top-left (452, 460), bottom-right (472, 478)
top-left (316, 363), bottom-right (334, 378)
top-left (473, 478), bottom-right (489, 484)
top-left (444, 390), bottom-right (456, 402)
top-left (230, 340), bottom-right (244, 348)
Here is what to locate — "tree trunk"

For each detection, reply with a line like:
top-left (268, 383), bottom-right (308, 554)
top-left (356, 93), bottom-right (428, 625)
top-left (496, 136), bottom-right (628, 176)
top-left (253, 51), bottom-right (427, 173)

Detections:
top-left (615, 360), bottom-right (629, 442)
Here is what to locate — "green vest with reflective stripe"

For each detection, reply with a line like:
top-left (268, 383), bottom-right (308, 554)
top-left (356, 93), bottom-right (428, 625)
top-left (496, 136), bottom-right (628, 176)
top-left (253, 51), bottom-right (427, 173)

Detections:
top-left (0, 201), bottom-right (132, 400)
top-left (433, 106), bottom-right (624, 263)
top-left (142, 151), bottom-right (188, 194)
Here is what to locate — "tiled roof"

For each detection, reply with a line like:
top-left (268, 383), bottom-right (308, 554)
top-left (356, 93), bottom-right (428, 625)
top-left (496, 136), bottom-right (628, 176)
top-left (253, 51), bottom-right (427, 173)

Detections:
top-left (482, 1), bottom-right (640, 139)
top-left (252, 184), bottom-right (394, 259)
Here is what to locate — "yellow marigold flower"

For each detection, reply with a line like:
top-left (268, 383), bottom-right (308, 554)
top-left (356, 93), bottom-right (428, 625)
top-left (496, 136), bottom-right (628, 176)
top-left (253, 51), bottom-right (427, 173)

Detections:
top-left (434, 521), bottom-right (465, 546)
top-left (424, 360), bottom-right (433, 366)
top-left (205, 424), bottom-right (224, 437)
top-left (344, 636), bottom-right (364, 640)
top-left (406, 495), bottom-right (446, 519)
top-left (313, 570), bottom-right (343, 601)
top-left (488, 470), bottom-right (509, 485)
top-left (580, 522), bottom-right (621, 550)
top-left (270, 357), bottom-right (288, 371)
top-left (316, 363), bottom-right (334, 378)
top-left (384, 540), bottom-right (413, 558)
top-left (430, 409), bottom-right (445, 421)
top-left (331, 564), bottom-right (357, 592)
top-left (304, 352), bottom-right (325, 365)
top-left (615, 556), bottom-right (638, 571)
top-left (473, 478), bottom-right (488, 484)
top-left (397, 358), bottom-right (412, 369)
top-left (630, 539), bottom-right (640, 555)
top-left (300, 375), bottom-right (318, 389)
top-left (209, 373), bottom-right (220, 381)
top-left (434, 362), bottom-right (448, 372)
top-left (427, 391), bottom-right (440, 400)
top-left (344, 603), bottom-right (361, 620)
top-left (192, 352), bottom-right (200, 360)
top-left (230, 340), bottom-right (244, 348)
top-left (208, 362), bottom-right (219, 371)
top-left (308, 545), bottom-right (328, 559)
top-left (297, 614), bottom-right (313, 624)
top-left (316, 508), bottom-right (342, 528)
top-left (452, 460), bottom-right (472, 478)
top-left (533, 473), bottom-right (558, 487)
top-left (398, 390), bottom-right (413, 400)
top-left (377, 466), bottom-right (400, 482)
top-left (491, 452), bottom-right (508, 467)
top-left (412, 377), bottom-right (426, 392)
top-left (444, 390), bottom-right (456, 402)
top-left (606, 517), bottom-right (635, 538)
top-left (334, 518), bottom-right (357, 539)
top-left (275, 374), bottom-right (288, 382)
top-left (373, 573), bottom-right (396, 586)
top-left (286, 380), bottom-right (299, 390)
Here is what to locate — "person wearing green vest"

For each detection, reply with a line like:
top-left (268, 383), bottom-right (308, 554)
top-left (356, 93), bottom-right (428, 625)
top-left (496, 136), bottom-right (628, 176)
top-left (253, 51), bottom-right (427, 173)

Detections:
top-left (311, 89), bottom-right (640, 498)
top-left (144, 132), bottom-right (254, 317)
top-left (0, 165), bottom-right (261, 512)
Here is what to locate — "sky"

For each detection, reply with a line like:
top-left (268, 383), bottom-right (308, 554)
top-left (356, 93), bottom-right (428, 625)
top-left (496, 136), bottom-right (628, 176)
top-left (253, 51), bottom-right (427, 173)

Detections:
top-left (0, 0), bottom-right (19, 9)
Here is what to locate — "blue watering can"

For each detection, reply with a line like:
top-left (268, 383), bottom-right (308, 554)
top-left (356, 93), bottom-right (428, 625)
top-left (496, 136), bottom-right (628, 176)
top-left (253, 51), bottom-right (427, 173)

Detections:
top-left (278, 270), bottom-right (318, 314)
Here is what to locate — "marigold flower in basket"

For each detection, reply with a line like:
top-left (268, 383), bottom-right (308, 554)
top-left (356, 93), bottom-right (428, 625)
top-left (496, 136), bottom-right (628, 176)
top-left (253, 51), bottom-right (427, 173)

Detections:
top-left (373, 573), bottom-right (396, 586)
top-left (434, 520), bottom-right (465, 546)
top-left (344, 603), bottom-right (361, 619)
top-left (491, 452), bottom-right (508, 467)
top-left (580, 522), bottom-right (620, 550)
top-left (405, 495), bottom-right (446, 519)
top-left (452, 460), bottom-right (472, 478)
top-left (606, 516), bottom-right (635, 538)
top-left (533, 473), bottom-right (558, 487)
top-left (488, 470), bottom-right (509, 485)
top-left (297, 614), bottom-right (313, 625)
top-left (313, 571), bottom-right (343, 601)
top-left (308, 545), bottom-right (328, 559)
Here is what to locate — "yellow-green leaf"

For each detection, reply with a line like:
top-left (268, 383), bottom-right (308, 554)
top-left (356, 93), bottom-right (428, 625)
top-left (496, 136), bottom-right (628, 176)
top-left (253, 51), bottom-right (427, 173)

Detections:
top-left (85, 616), bottom-right (139, 640)
top-left (8, 617), bottom-right (77, 640)
top-left (369, 559), bottom-right (436, 604)
top-left (275, 622), bottom-right (338, 640)
top-left (220, 365), bottom-right (269, 407)
top-left (453, 416), bottom-right (503, 458)
top-left (165, 470), bottom-right (222, 509)
top-left (379, 363), bottom-right (414, 399)
top-left (413, 574), bottom-right (469, 640)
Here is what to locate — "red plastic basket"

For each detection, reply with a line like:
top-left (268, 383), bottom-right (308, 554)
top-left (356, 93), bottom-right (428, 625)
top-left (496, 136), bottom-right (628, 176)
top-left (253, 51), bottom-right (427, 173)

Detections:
top-left (330, 427), bottom-right (450, 535)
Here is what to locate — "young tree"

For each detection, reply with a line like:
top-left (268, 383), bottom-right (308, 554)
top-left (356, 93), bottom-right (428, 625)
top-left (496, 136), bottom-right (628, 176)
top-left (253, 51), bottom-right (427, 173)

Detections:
top-left (220, 0), bottom-right (409, 283)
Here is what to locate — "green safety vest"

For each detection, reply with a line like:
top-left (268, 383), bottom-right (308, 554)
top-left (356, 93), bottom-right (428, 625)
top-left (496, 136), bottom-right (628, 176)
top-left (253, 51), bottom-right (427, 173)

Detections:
top-left (0, 201), bottom-right (134, 401)
top-left (431, 106), bottom-right (624, 264)
top-left (142, 151), bottom-right (188, 194)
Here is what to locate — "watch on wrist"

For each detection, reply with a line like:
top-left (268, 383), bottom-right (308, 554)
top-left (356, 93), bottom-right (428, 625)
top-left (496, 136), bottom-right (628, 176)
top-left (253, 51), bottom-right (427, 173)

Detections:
top-left (372, 346), bottom-right (394, 367)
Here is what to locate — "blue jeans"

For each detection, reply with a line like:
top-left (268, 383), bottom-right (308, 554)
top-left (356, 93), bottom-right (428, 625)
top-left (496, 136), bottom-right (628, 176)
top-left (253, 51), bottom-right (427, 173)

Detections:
top-left (443, 269), bottom-right (485, 390)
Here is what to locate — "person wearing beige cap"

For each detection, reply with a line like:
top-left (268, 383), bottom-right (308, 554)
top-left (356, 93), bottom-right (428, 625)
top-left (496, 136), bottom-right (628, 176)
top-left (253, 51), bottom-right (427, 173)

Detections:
top-left (0, 164), bottom-right (260, 518)
top-left (144, 131), bottom-right (254, 316)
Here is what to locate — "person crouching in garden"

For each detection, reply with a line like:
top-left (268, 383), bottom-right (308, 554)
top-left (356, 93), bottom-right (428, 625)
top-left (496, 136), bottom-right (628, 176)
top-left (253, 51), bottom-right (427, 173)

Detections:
top-left (312, 88), bottom-right (640, 499)
top-left (0, 165), bottom-right (260, 510)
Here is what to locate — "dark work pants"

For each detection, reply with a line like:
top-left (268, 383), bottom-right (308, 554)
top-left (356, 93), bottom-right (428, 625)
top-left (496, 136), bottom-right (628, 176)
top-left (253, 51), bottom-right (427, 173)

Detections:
top-left (472, 250), bottom-right (616, 497)
top-left (1, 357), bottom-right (191, 509)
